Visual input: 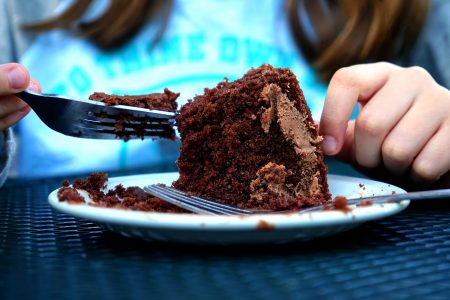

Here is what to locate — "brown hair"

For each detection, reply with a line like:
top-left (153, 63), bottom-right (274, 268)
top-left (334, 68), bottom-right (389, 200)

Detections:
top-left (25, 0), bottom-right (428, 80)
top-left (286, 0), bottom-right (429, 80)
top-left (24, 0), bottom-right (173, 49)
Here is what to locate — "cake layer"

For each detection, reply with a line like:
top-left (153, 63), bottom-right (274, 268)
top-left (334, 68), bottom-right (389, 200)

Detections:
top-left (174, 64), bottom-right (330, 210)
top-left (89, 88), bottom-right (179, 111)
top-left (88, 88), bottom-right (179, 140)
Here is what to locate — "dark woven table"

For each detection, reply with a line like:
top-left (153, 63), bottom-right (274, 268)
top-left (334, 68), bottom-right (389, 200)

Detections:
top-left (1, 169), bottom-right (450, 300)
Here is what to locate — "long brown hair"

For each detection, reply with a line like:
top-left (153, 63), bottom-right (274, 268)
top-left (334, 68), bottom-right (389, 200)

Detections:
top-left (25, 0), bottom-right (429, 80)
top-left (286, 0), bottom-right (429, 80)
top-left (24, 0), bottom-right (173, 49)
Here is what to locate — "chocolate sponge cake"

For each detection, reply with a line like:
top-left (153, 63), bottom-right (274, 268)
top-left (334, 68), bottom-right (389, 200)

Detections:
top-left (89, 88), bottom-right (179, 140)
top-left (89, 88), bottom-right (179, 111)
top-left (173, 64), bottom-right (330, 211)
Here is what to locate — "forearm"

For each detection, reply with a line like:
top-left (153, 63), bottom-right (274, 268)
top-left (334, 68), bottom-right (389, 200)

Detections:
top-left (0, 128), bottom-right (16, 187)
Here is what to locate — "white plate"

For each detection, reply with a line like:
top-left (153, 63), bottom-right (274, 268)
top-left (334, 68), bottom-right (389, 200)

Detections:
top-left (48, 172), bottom-right (409, 244)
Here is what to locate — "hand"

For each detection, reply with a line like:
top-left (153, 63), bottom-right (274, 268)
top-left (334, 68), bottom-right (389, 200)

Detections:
top-left (319, 62), bottom-right (450, 189)
top-left (0, 63), bottom-right (41, 131)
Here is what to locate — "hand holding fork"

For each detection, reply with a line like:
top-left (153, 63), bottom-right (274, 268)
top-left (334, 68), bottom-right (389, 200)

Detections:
top-left (3, 63), bottom-right (177, 140)
top-left (17, 90), bottom-right (177, 140)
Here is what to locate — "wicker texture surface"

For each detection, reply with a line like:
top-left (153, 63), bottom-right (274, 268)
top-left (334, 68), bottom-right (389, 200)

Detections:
top-left (1, 175), bottom-right (450, 300)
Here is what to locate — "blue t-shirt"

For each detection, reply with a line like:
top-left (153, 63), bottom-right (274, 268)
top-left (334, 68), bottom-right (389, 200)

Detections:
top-left (18, 0), bottom-right (327, 178)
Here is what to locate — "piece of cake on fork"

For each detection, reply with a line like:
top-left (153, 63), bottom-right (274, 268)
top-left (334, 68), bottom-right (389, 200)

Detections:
top-left (89, 88), bottom-right (179, 140)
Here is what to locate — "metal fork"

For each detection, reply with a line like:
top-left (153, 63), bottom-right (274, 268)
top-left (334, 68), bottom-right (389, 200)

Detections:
top-left (144, 184), bottom-right (450, 215)
top-left (144, 184), bottom-right (260, 215)
top-left (17, 90), bottom-right (177, 139)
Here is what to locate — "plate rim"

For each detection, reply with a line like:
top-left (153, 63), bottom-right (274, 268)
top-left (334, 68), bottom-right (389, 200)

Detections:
top-left (48, 172), bottom-right (410, 231)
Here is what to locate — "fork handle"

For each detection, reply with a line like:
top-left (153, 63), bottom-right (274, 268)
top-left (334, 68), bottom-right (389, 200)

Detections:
top-left (16, 90), bottom-right (34, 104)
top-left (347, 188), bottom-right (450, 206)
top-left (16, 90), bottom-right (48, 106)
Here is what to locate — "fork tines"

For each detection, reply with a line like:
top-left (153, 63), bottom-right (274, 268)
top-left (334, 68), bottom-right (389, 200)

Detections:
top-left (80, 113), bottom-right (177, 140)
top-left (144, 184), bottom-right (254, 215)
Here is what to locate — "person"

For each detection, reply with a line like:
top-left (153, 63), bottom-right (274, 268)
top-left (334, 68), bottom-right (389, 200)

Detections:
top-left (0, 0), bottom-right (449, 190)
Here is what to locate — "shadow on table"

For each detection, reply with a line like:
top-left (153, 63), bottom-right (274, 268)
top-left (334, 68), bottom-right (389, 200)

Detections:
top-left (94, 221), bottom-right (403, 257)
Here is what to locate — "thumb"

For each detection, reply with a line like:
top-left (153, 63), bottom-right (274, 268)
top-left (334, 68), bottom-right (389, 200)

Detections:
top-left (0, 63), bottom-right (30, 95)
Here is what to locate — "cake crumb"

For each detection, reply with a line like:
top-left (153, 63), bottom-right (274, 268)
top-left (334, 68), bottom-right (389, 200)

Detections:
top-left (357, 200), bottom-right (373, 207)
top-left (256, 220), bottom-right (275, 231)
top-left (58, 173), bottom-right (188, 213)
top-left (332, 196), bottom-right (352, 213)
top-left (57, 186), bottom-right (85, 204)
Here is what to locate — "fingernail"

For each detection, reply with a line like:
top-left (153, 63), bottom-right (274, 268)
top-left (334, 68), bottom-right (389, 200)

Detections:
top-left (322, 135), bottom-right (337, 154)
top-left (28, 80), bottom-right (41, 92)
top-left (8, 67), bottom-right (28, 89)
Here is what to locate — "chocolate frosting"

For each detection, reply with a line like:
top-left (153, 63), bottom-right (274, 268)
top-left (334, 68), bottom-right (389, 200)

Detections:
top-left (254, 84), bottom-right (324, 197)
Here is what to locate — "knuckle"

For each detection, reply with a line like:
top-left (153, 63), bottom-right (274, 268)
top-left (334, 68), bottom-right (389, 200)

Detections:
top-left (429, 88), bottom-right (450, 108)
top-left (355, 113), bottom-right (384, 137)
top-left (382, 141), bottom-right (412, 165)
top-left (402, 66), bottom-right (434, 84)
top-left (438, 86), bottom-right (450, 105)
top-left (412, 160), bottom-right (439, 182)
top-left (375, 61), bottom-right (396, 70)
top-left (414, 85), bottom-right (450, 114)
top-left (332, 67), bottom-right (360, 88)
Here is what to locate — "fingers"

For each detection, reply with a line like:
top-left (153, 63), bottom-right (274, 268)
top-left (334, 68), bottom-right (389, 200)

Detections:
top-left (28, 78), bottom-right (42, 93)
top-left (0, 63), bottom-right (38, 130)
top-left (0, 105), bottom-right (31, 131)
top-left (321, 62), bottom-right (450, 188)
top-left (411, 123), bottom-right (450, 184)
top-left (0, 63), bottom-right (30, 95)
top-left (319, 62), bottom-right (400, 155)
top-left (354, 67), bottom-right (432, 168)
top-left (0, 78), bottom-right (40, 119)
top-left (381, 86), bottom-right (448, 175)
top-left (0, 95), bottom-right (29, 119)
top-left (334, 120), bottom-right (355, 163)
top-left (408, 92), bottom-right (450, 183)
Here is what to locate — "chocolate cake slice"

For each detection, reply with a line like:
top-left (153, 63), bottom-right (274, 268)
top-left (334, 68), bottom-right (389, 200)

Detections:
top-left (89, 88), bottom-right (179, 140)
top-left (89, 88), bottom-right (179, 111)
top-left (173, 64), bottom-right (330, 211)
